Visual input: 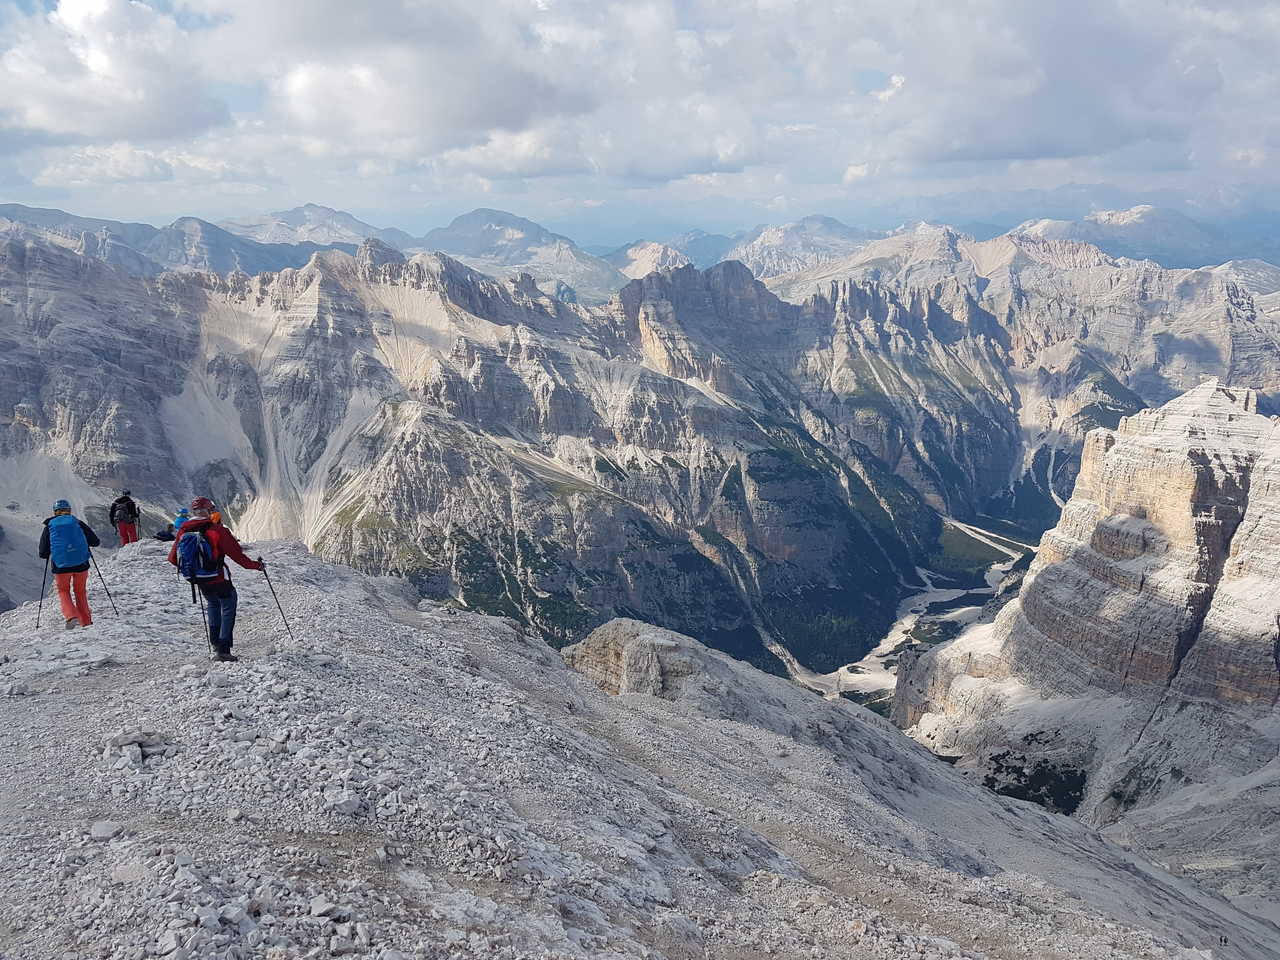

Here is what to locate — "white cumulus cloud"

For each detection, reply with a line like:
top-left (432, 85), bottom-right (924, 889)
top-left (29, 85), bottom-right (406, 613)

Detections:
top-left (0, 0), bottom-right (1276, 232)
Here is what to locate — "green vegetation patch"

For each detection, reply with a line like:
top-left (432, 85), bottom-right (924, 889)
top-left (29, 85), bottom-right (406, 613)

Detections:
top-left (593, 455), bottom-right (628, 482)
top-left (926, 523), bottom-right (1009, 587)
top-left (839, 687), bottom-right (894, 718)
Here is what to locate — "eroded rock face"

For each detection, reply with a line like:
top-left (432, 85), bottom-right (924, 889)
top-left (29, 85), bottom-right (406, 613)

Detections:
top-left (894, 381), bottom-right (1280, 905)
top-left (769, 226), bottom-right (1280, 528)
top-left (0, 234), bottom-right (934, 673)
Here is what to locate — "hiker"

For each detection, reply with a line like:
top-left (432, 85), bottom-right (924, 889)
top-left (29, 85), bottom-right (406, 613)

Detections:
top-left (168, 497), bottom-right (264, 662)
top-left (153, 523), bottom-right (176, 542)
top-left (173, 507), bottom-right (189, 531)
top-left (109, 490), bottom-right (140, 546)
top-left (38, 499), bottom-right (101, 629)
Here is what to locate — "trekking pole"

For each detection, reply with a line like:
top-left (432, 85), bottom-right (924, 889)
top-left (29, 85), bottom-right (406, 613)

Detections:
top-left (259, 561), bottom-right (295, 643)
top-left (196, 586), bottom-right (213, 658)
top-left (36, 557), bottom-right (49, 628)
top-left (88, 549), bottom-right (119, 616)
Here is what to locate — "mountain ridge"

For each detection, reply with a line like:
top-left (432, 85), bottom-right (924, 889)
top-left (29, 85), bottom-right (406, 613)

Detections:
top-left (0, 202), bottom-right (355, 276)
top-left (6, 217), bottom-right (1280, 677)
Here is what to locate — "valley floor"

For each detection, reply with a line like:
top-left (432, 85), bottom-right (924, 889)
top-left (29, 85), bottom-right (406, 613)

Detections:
top-left (0, 542), bottom-right (1274, 959)
top-left (796, 519), bottom-right (1030, 712)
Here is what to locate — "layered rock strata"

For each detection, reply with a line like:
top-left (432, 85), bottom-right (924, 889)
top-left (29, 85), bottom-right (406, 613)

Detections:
top-left (769, 225), bottom-right (1280, 528)
top-left (894, 381), bottom-right (1280, 912)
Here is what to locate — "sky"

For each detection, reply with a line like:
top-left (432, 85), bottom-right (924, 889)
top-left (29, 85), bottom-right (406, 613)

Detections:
top-left (1, 0), bottom-right (1278, 245)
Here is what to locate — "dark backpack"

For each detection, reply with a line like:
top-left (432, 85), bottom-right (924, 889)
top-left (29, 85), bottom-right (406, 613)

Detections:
top-left (48, 514), bottom-right (89, 569)
top-left (176, 528), bottom-right (221, 583)
top-left (113, 497), bottom-right (139, 524)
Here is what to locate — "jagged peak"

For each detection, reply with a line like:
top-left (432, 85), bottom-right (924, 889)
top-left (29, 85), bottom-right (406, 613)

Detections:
top-left (355, 236), bottom-right (405, 270)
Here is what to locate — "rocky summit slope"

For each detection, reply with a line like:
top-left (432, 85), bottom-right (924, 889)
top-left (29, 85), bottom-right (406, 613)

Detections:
top-left (894, 382), bottom-right (1280, 918)
top-left (1, 540), bottom-right (1276, 959)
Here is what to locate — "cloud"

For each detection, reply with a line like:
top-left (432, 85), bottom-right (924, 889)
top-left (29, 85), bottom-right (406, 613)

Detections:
top-left (1, 0), bottom-right (1278, 232)
top-left (842, 164), bottom-right (870, 185)
top-left (34, 142), bottom-right (174, 186)
top-left (873, 75), bottom-right (905, 103)
top-left (0, 0), bottom-right (229, 142)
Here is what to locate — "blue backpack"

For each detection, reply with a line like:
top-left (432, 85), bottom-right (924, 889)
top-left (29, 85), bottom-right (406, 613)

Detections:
top-left (176, 527), bottom-right (221, 583)
top-left (48, 514), bottom-right (89, 569)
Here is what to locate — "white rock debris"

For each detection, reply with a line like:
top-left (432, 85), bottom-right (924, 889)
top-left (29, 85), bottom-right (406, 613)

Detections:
top-left (0, 541), bottom-right (1273, 959)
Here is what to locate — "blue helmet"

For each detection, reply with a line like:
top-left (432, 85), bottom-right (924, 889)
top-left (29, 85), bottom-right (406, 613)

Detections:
top-left (53, 499), bottom-right (71, 513)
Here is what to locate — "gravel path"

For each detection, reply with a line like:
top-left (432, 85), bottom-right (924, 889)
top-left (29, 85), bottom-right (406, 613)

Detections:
top-left (0, 540), bottom-right (1272, 959)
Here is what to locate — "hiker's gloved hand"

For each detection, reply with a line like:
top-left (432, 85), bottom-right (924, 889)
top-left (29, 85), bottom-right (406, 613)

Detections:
top-left (257, 557), bottom-right (267, 570)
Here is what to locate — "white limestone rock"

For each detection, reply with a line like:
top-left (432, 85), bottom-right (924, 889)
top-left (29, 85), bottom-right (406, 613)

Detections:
top-left (895, 381), bottom-right (1280, 906)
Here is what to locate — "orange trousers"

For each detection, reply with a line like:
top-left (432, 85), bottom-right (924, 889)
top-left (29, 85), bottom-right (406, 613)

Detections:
top-left (117, 522), bottom-right (138, 545)
top-left (55, 571), bottom-right (92, 626)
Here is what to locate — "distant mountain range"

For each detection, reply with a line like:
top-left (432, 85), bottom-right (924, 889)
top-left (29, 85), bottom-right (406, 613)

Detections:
top-left (220, 202), bottom-right (418, 249)
top-left (0, 203), bottom-right (352, 276)
top-left (5, 199), bottom-right (1280, 304)
top-left (602, 240), bottom-right (691, 279)
top-left (1009, 204), bottom-right (1280, 268)
top-left (6, 211), bottom-right (1279, 670)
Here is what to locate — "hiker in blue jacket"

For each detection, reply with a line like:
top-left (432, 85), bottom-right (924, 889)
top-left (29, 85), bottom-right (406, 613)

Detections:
top-left (37, 499), bottom-right (101, 628)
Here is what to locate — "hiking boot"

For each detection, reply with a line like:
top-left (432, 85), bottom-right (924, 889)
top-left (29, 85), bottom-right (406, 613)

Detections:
top-left (65, 617), bottom-right (78, 630)
top-left (216, 652), bottom-right (239, 663)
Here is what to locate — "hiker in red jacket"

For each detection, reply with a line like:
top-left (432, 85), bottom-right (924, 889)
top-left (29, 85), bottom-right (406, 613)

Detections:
top-left (109, 490), bottom-right (140, 546)
top-left (168, 497), bottom-right (264, 662)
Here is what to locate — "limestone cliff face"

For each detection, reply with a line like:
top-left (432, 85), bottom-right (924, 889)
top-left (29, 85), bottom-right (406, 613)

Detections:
top-left (770, 226), bottom-right (1280, 529)
top-left (893, 381), bottom-right (1280, 904)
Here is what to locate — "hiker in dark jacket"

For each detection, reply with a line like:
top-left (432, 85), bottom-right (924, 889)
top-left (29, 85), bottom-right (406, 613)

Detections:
top-left (109, 490), bottom-right (140, 546)
top-left (153, 523), bottom-right (176, 542)
top-left (167, 498), bottom-right (264, 662)
top-left (38, 499), bottom-right (101, 629)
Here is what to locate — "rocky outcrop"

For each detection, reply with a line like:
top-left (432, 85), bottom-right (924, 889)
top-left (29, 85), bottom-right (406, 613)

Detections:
top-left (562, 619), bottom-right (696, 696)
top-left (894, 381), bottom-right (1280, 906)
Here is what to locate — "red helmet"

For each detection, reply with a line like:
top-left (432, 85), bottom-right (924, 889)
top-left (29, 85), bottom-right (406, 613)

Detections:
top-left (190, 497), bottom-right (215, 510)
